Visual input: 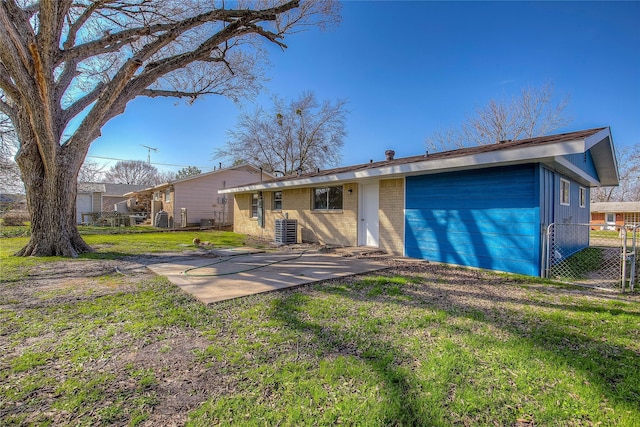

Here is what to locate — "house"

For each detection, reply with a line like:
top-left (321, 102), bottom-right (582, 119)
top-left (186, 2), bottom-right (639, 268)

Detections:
top-left (76, 182), bottom-right (147, 224)
top-left (126, 163), bottom-right (268, 228)
top-left (590, 201), bottom-right (640, 229)
top-left (220, 127), bottom-right (618, 277)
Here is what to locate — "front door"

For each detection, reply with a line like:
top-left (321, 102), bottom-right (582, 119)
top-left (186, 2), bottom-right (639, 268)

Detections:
top-left (605, 213), bottom-right (616, 230)
top-left (359, 182), bottom-right (379, 247)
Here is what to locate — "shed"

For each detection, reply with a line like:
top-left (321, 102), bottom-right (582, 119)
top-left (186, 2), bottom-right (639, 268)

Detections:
top-left (221, 128), bottom-right (618, 277)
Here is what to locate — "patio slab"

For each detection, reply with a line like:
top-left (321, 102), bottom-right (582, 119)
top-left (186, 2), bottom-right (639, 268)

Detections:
top-left (147, 250), bottom-right (389, 304)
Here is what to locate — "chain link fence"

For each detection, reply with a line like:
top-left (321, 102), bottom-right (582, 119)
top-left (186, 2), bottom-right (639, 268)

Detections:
top-left (80, 211), bottom-right (148, 226)
top-left (545, 223), bottom-right (638, 291)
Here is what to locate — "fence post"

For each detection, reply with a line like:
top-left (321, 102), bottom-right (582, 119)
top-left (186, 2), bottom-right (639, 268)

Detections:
top-left (621, 226), bottom-right (627, 293)
top-left (631, 225), bottom-right (640, 292)
top-left (544, 223), bottom-right (554, 279)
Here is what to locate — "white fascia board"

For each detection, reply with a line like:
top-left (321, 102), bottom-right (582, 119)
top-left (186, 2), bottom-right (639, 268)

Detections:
top-left (584, 128), bottom-right (619, 185)
top-left (220, 139), bottom-right (587, 194)
top-left (584, 127), bottom-right (611, 150)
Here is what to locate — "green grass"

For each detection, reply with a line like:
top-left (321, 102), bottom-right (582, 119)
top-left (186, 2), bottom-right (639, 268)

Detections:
top-left (551, 247), bottom-right (605, 280)
top-left (1, 235), bottom-right (639, 426)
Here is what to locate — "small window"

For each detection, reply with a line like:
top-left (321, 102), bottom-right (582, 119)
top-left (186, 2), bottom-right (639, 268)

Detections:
top-left (273, 191), bottom-right (282, 210)
top-left (153, 191), bottom-right (160, 201)
top-left (251, 193), bottom-right (259, 218)
top-left (560, 179), bottom-right (570, 206)
top-left (165, 188), bottom-right (171, 203)
top-left (579, 187), bottom-right (586, 208)
top-left (314, 186), bottom-right (343, 210)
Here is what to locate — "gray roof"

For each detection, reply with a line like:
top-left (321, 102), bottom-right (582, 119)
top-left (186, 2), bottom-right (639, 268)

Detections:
top-left (591, 202), bottom-right (640, 213)
top-left (103, 183), bottom-right (147, 196)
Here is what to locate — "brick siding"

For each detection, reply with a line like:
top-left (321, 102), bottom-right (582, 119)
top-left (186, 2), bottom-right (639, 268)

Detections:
top-left (378, 178), bottom-right (405, 256)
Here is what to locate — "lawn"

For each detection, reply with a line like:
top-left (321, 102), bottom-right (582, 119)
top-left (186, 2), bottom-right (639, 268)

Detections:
top-left (1, 231), bottom-right (639, 426)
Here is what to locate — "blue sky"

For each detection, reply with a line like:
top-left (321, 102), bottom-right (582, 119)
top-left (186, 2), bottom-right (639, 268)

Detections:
top-left (88, 1), bottom-right (640, 174)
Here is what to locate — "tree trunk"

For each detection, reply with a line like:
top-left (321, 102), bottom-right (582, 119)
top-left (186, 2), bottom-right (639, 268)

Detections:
top-left (14, 137), bottom-right (93, 257)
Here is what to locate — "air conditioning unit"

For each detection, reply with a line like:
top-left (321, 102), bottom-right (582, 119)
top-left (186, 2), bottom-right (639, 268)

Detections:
top-left (274, 219), bottom-right (297, 245)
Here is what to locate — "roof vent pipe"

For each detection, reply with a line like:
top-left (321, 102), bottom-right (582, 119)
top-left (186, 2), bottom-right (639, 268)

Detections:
top-left (385, 150), bottom-right (395, 161)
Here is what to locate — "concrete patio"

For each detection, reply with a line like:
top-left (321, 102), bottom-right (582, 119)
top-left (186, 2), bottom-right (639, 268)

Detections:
top-left (147, 248), bottom-right (389, 304)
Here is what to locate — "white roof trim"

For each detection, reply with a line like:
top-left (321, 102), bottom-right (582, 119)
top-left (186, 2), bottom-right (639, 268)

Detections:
top-left (550, 156), bottom-right (600, 186)
top-left (220, 130), bottom-right (616, 194)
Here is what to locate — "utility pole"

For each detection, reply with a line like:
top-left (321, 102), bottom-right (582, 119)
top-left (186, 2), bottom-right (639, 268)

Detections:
top-left (140, 145), bottom-right (159, 164)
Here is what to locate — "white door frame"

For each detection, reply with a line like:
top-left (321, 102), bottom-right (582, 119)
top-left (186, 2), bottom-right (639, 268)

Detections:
top-left (358, 181), bottom-right (379, 247)
top-left (605, 212), bottom-right (616, 230)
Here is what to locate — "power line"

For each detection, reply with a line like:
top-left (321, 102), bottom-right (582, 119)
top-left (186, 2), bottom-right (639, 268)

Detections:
top-left (87, 155), bottom-right (212, 170)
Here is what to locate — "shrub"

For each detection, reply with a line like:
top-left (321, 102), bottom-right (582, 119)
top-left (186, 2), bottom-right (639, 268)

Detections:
top-left (1, 210), bottom-right (30, 226)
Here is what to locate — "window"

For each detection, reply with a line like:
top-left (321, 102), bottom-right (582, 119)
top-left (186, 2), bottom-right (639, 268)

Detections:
top-left (579, 187), bottom-right (586, 208)
top-left (165, 188), bottom-right (171, 203)
top-left (153, 191), bottom-right (160, 201)
top-left (273, 191), bottom-right (282, 210)
top-left (560, 179), bottom-right (570, 206)
top-left (251, 193), bottom-right (259, 218)
top-left (314, 186), bottom-right (343, 210)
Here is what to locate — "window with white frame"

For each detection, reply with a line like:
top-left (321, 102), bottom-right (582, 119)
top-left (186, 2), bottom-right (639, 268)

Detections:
top-left (560, 179), bottom-right (570, 206)
top-left (579, 187), bottom-right (586, 208)
top-left (273, 191), bottom-right (282, 210)
top-left (251, 193), bottom-right (259, 218)
top-left (153, 191), bottom-right (160, 201)
top-left (313, 186), bottom-right (343, 210)
top-left (165, 188), bottom-right (171, 203)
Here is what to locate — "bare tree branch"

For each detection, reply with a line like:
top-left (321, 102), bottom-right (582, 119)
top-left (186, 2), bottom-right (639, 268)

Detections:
top-left (0, 0), bottom-right (341, 256)
top-left (426, 82), bottom-right (572, 152)
top-left (218, 91), bottom-right (348, 174)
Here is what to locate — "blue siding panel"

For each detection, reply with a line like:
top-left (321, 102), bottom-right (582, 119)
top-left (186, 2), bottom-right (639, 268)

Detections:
top-left (564, 151), bottom-right (598, 182)
top-left (405, 165), bottom-right (540, 276)
top-left (554, 173), bottom-right (590, 259)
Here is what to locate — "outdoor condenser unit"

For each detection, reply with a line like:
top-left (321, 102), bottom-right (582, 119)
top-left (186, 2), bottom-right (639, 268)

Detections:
top-left (274, 219), bottom-right (297, 245)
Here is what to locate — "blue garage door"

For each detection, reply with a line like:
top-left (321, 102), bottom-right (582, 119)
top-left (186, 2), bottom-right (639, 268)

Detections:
top-left (405, 165), bottom-right (540, 276)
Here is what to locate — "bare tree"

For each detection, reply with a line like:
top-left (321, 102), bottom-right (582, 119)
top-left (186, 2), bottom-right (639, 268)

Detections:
top-left (0, 112), bottom-right (22, 194)
top-left (104, 160), bottom-right (161, 185)
top-left (591, 143), bottom-right (640, 202)
top-left (218, 91), bottom-right (348, 174)
top-left (175, 166), bottom-right (202, 180)
top-left (0, 0), bottom-right (339, 256)
top-left (77, 159), bottom-right (106, 183)
top-left (426, 82), bottom-right (572, 152)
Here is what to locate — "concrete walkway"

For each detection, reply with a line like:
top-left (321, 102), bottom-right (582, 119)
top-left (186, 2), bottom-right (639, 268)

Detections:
top-left (147, 248), bottom-right (389, 304)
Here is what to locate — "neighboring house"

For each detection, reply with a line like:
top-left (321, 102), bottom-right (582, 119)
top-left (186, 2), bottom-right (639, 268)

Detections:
top-left (0, 193), bottom-right (26, 214)
top-left (591, 201), bottom-right (640, 230)
top-left (221, 127), bottom-right (618, 277)
top-left (76, 182), bottom-right (148, 223)
top-left (126, 164), bottom-right (268, 228)
top-left (76, 182), bottom-right (105, 223)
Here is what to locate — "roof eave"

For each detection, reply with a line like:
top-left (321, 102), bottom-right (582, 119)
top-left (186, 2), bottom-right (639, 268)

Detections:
top-left (584, 127), bottom-right (619, 186)
top-left (220, 139), bottom-right (590, 194)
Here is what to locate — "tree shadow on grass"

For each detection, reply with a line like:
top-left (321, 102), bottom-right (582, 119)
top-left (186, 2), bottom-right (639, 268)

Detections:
top-left (268, 293), bottom-right (439, 425)
top-left (313, 264), bottom-right (640, 417)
